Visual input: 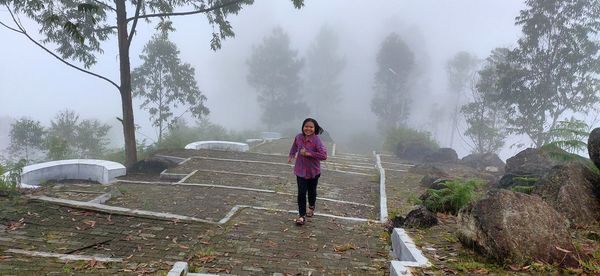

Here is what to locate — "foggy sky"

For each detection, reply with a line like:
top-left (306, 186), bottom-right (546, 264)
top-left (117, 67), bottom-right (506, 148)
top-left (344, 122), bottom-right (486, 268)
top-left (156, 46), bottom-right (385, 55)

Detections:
top-left (0, 0), bottom-right (525, 157)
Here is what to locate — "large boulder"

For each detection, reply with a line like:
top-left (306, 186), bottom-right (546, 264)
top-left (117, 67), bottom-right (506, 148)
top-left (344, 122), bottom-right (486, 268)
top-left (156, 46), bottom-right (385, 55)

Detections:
top-left (129, 156), bottom-right (179, 174)
top-left (505, 147), bottom-right (565, 175)
top-left (395, 140), bottom-right (435, 162)
top-left (413, 163), bottom-right (497, 189)
top-left (457, 189), bottom-right (578, 267)
top-left (497, 147), bottom-right (569, 189)
top-left (403, 205), bottom-right (438, 228)
top-left (588, 127), bottom-right (600, 171)
top-left (496, 173), bottom-right (543, 189)
top-left (533, 163), bottom-right (600, 226)
top-left (461, 152), bottom-right (505, 175)
top-left (423, 148), bottom-right (459, 163)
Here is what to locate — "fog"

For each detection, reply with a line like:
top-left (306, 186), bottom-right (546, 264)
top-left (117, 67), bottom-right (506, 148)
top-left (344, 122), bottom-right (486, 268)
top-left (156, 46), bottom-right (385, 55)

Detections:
top-left (0, 0), bottom-right (526, 159)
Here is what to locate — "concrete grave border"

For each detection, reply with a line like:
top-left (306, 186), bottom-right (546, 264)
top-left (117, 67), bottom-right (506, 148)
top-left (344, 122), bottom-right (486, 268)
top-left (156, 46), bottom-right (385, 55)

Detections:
top-left (185, 141), bottom-right (249, 152)
top-left (373, 151), bottom-right (430, 275)
top-left (19, 159), bottom-right (126, 188)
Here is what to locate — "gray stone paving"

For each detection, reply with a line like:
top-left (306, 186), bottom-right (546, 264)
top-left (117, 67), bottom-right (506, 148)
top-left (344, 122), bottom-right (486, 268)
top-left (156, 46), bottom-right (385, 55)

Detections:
top-left (1, 148), bottom-right (390, 275)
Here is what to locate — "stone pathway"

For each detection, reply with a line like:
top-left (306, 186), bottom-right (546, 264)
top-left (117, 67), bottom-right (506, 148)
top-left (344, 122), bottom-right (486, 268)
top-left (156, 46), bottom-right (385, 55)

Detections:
top-left (0, 149), bottom-right (391, 274)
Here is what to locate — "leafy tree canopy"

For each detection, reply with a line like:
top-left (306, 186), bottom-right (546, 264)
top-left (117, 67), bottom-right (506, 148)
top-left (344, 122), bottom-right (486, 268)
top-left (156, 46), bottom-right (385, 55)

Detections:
top-left (495, 0), bottom-right (600, 147)
top-left (304, 25), bottom-right (346, 119)
top-left (246, 27), bottom-right (307, 129)
top-left (0, 0), bottom-right (304, 167)
top-left (371, 32), bottom-right (415, 131)
top-left (9, 118), bottom-right (45, 162)
top-left (132, 34), bottom-right (209, 142)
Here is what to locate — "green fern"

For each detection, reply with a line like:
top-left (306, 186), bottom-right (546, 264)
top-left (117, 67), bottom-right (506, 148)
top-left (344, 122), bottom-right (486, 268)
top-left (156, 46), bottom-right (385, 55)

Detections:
top-left (513, 176), bottom-right (539, 183)
top-left (545, 118), bottom-right (590, 154)
top-left (423, 179), bottom-right (483, 215)
top-left (541, 118), bottom-right (600, 175)
top-left (510, 185), bottom-right (536, 194)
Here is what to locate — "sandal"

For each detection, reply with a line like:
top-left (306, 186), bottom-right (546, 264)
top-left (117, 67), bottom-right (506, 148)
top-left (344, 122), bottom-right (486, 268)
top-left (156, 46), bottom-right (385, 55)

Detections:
top-left (307, 206), bottom-right (315, 217)
top-left (295, 216), bottom-right (306, 226)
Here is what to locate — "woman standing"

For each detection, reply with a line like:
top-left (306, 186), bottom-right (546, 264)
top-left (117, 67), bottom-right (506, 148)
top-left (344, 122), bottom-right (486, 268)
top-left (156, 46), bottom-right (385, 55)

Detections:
top-left (288, 118), bottom-right (328, 226)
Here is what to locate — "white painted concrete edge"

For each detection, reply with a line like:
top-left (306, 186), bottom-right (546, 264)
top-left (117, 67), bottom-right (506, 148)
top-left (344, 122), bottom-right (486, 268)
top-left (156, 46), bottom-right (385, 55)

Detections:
top-left (6, 249), bottom-right (123, 262)
top-left (390, 260), bottom-right (411, 275)
top-left (375, 152), bottom-right (430, 276)
top-left (184, 141), bottom-right (249, 152)
top-left (373, 151), bottom-right (388, 223)
top-left (29, 195), bottom-right (378, 225)
top-left (392, 228), bottom-right (430, 267)
top-left (116, 179), bottom-right (375, 207)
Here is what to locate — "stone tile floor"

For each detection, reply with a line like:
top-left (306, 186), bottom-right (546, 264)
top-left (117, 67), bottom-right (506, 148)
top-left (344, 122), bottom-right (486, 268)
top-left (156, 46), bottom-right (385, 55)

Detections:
top-left (0, 150), bottom-right (391, 275)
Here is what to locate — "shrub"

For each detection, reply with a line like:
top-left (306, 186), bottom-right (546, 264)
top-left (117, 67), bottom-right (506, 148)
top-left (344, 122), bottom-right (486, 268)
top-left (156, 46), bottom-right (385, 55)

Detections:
top-left (0, 160), bottom-right (26, 196)
top-left (423, 178), bottom-right (483, 215)
top-left (383, 127), bottom-right (438, 160)
top-left (157, 119), bottom-right (260, 150)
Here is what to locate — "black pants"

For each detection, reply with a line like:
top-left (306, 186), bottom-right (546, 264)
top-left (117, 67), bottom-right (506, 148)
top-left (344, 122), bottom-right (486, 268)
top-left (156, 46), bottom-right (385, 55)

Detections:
top-left (297, 174), bottom-right (320, 217)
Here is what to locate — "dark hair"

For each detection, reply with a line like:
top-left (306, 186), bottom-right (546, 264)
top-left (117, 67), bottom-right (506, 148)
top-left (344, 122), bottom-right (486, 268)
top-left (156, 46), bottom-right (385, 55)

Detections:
top-left (301, 118), bottom-right (324, 135)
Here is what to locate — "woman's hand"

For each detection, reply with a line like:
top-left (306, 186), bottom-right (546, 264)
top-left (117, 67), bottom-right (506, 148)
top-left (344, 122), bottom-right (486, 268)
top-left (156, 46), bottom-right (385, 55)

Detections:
top-left (288, 156), bottom-right (293, 163)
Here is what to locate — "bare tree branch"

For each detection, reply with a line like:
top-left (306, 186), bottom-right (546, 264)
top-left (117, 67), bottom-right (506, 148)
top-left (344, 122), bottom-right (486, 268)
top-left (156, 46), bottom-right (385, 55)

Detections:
top-left (0, 19), bottom-right (22, 33)
top-left (4, 6), bottom-right (119, 90)
top-left (128, 0), bottom-right (142, 48)
top-left (125, 0), bottom-right (246, 22)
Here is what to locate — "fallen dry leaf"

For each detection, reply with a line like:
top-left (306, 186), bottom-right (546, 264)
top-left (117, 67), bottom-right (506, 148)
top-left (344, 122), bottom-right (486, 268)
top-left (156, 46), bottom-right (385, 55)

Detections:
top-left (334, 243), bottom-right (356, 252)
top-left (555, 246), bottom-right (572, 253)
top-left (266, 240), bottom-right (278, 247)
top-left (207, 267), bottom-right (228, 273)
top-left (84, 221), bottom-right (96, 228)
top-left (88, 259), bottom-right (97, 268)
top-left (177, 244), bottom-right (189, 249)
top-left (508, 264), bottom-right (521, 271)
top-left (198, 255), bottom-right (215, 263)
top-left (7, 221), bottom-right (24, 231)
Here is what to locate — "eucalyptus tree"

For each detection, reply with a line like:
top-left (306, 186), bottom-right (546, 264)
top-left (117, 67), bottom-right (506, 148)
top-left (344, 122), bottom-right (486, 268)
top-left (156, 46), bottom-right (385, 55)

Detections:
top-left (0, 0), bottom-right (304, 167)
top-left (132, 34), bottom-right (209, 143)
top-left (8, 118), bottom-right (45, 162)
top-left (495, 0), bottom-right (600, 147)
top-left (461, 48), bottom-right (509, 154)
top-left (446, 51), bottom-right (480, 148)
top-left (246, 27), bottom-right (307, 129)
top-left (371, 32), bottom-right (415, 131)
top-left (304, 25), bottom-right (346, 120)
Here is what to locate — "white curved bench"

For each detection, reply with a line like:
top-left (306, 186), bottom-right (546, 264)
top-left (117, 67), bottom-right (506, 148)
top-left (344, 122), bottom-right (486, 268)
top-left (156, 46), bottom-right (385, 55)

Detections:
top-left (20, 159), bottom-right (126, 188)
top-left (185, 141), bottom-right (249, 152)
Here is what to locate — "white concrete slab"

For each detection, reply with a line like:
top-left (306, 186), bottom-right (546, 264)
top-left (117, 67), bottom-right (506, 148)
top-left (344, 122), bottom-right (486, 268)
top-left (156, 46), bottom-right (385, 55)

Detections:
top-left (184, 141), bottom-right (249, 152)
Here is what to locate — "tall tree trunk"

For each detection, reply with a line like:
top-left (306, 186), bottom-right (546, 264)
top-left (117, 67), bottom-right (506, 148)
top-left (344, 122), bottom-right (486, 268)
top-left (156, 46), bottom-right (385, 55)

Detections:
top-left (116, 0), bottom-right (137, 168)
